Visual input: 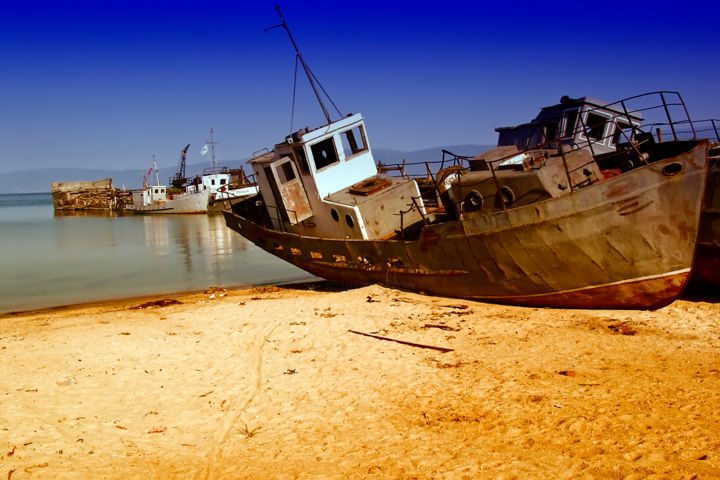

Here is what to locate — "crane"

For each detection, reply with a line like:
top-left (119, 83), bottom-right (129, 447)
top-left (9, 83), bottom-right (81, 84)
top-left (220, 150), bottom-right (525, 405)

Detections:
top-left (170, 144), bottom-right (190, 188)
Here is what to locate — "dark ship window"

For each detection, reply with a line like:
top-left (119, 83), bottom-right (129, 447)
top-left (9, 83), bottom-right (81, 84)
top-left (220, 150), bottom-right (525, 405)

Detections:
top-left (662, 163), bottom-right (683, 176)
top-left (331, 208), bottom-right (339, 221)
top-left (544, 122), bottom-right (559, 142)
top-left (277, 160), bottom-right (296, 184)
top-left (341, 126), bottom-right (367, 159)
top-left (611, 121), bottom-right (633, 146)
top-left (584, 112), bottom-right (609, 141)
top-left (564, 110), bottom-right (578, 137)
top-left (311, 138), bottom-right (339, 170)
top-left (296, 147), bottom-right (309, 173)
top-left (345, 214), bottom-right (355, 228)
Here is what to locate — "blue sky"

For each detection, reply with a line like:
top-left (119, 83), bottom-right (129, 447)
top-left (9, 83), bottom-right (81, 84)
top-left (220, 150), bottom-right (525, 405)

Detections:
top-left (1, 0), bottom-right (718, 174)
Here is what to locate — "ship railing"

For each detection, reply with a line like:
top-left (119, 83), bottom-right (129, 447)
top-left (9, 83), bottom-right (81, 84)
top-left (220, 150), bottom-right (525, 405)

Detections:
top-left (202, 166), bottom-right (230, 175)
top-left (377, 159), bottom-right (407, 176)
top-left (381, 91), bottom-right (698, 220)
top-left (643, 118), bottom-right (720, 143)
top-left (263, 204), bottom-right (300, 233)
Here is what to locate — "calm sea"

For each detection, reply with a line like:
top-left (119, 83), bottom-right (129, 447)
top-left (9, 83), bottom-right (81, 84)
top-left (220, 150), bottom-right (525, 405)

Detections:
top-left (0, 193), bottom-right (316, 313)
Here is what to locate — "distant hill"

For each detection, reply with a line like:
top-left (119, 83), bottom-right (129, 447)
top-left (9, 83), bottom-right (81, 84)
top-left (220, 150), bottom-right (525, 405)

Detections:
top-left (0, 144), bottom-right (493, 194)
top-left (0, 160), bottom-right (248, 194)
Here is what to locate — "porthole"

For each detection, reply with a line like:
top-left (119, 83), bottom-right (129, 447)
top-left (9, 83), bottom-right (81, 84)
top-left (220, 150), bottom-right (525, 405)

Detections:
top-left (463, 190), bottom-right (483, 212)
top-left (330, 208), bottom-right (339, 221)
top-left (345, 214), bottom-right (355, 228)
top-left (500, 186), bottom-right (515, 206)
top-left (662, 162), bottom-right (683, 176)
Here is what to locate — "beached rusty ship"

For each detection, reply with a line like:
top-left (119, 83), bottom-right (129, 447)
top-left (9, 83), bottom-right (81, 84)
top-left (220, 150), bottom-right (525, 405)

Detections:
top-left (687, 120), bottom-right (719, 289)
top-left (224, 89), bottom-right (709, 308)
top-left (223, 10), bottom-right (708, 309)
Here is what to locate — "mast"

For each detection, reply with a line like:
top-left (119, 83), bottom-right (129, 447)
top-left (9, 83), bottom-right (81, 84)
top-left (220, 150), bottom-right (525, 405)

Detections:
top-left (153, 155), bottom-right (159, 187)
top-left (206, 128), bottom-right (219, 171)
top-left (266, 6), bottom-right (335, 125)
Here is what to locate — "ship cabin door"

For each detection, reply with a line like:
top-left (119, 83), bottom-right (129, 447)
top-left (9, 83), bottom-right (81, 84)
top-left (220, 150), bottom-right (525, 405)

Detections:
top-left (267, 156), bottom-right (313, 224)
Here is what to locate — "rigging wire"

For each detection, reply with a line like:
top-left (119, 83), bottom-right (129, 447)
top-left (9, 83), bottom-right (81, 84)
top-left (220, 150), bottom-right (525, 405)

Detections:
top-left (308, 68), bottom-right (343, 119)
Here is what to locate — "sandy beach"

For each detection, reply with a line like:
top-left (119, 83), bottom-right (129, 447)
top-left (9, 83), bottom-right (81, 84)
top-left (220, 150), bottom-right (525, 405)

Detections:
top-left (1, 283), bottom-right (719, 479)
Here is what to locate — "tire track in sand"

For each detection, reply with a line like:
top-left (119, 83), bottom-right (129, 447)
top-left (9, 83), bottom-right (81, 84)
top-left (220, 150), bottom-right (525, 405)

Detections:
top-left (196, 317), bottom-right (280, 480)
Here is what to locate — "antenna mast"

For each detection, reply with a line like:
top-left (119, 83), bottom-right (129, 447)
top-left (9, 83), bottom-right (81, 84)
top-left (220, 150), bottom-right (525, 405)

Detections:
top-left (206, 128), bottom-right (219, 171)
top-left (153, 155), bottom-right (159, 186)
top-left (265, 6), bottom-right (336, 125)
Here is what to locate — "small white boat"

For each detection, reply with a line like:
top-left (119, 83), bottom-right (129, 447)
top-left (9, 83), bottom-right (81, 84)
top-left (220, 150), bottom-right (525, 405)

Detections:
top-left (127, 156), bottom-right (209, 214)
top-left (127, 185), bottom-right (209, 214)
top-left (200, 129), bottom-right (259, 212)
top-left (202, 167), bottom-right (259, 212)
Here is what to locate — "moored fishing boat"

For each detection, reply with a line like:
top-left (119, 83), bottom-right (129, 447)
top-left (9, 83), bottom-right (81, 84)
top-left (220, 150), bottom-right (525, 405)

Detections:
top-left (127, 156), bottom-right (209, 214)
top-left (223, 10), bottom-right (709, 309)
top-left (198, 128), bottom-right (259, 213)
top-left (202, 166), bottom-right (259, 213)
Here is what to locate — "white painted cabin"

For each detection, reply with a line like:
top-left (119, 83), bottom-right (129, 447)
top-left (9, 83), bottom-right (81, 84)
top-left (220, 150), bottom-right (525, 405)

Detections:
top-left (131, 185), bottom-right (167, 206)
top-left (249, 113), bottom-right (424, 240)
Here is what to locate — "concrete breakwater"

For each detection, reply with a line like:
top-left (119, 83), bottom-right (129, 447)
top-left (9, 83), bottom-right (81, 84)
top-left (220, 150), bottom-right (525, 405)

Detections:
top-left (51, 178), bottom-right (132, 211)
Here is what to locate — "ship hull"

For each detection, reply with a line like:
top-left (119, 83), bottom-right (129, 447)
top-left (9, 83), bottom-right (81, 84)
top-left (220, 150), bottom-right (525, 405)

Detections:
top-left (689, 151), bottom-right (720, 290)
top-left (128, 190), bottom-right (209, 214)
top-left (206, 186), bottom-right (259, 213)
top-left (224, 141), bottom-right (708, 309)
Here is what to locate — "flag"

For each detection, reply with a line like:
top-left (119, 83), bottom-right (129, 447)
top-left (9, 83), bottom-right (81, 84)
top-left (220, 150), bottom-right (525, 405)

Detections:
top-left (201, 144), bottom-right (209, 155)
top-left (147, 167), bottom-right (153, 175)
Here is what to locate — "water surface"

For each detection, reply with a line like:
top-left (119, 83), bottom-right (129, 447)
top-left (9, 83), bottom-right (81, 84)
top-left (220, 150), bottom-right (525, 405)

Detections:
top-left (0, 193), bottom-right (315, 313)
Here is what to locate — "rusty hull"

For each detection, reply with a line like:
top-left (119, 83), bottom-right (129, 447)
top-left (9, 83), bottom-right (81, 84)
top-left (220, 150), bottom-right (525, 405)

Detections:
top-left (224, 140), bottom-right (708, 309)
top-left (689, 148), bottom-right (720, 289)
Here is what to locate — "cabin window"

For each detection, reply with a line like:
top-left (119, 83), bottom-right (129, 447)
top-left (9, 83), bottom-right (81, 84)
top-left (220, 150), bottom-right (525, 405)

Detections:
top-left (611, 121), bottom-right (633, 146)
top-left (584, 112), bottom-right (609, 142)
top-left (211, 179), bottom-right (216, 186)
top-left (564, 110), bottom-right (578, 137)
top-left (296, 147), bottom-right (309, 173)
top-left (341, 126), bottom-right (367, 159)
top-left (276, 160), bottom-right (296, 184)
top-left (543, 121), bottom-right (559, 142)
top-left (311, 138), bottom-right (339, 170)
top-left (220, 178), bottom-right (226, 185)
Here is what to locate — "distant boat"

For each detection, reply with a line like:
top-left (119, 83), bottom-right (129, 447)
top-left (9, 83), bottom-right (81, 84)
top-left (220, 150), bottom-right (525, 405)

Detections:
top-left (196, 128), bottom-right (259, 213)
top-left (127, 156), bottom-right (209, 214)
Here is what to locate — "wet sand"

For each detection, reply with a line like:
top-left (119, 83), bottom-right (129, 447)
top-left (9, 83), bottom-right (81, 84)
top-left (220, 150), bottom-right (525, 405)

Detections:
top-left (1, 284), bottom-right (719, 479)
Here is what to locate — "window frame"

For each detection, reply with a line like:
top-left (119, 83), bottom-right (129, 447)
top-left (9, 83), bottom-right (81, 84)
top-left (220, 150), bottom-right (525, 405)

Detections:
top-left (309, 137), bottom-right (340, 172)
top-left (579, 110), bottom-right (611, 145)
top-left (340, 125), bottom-right (368, 160)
